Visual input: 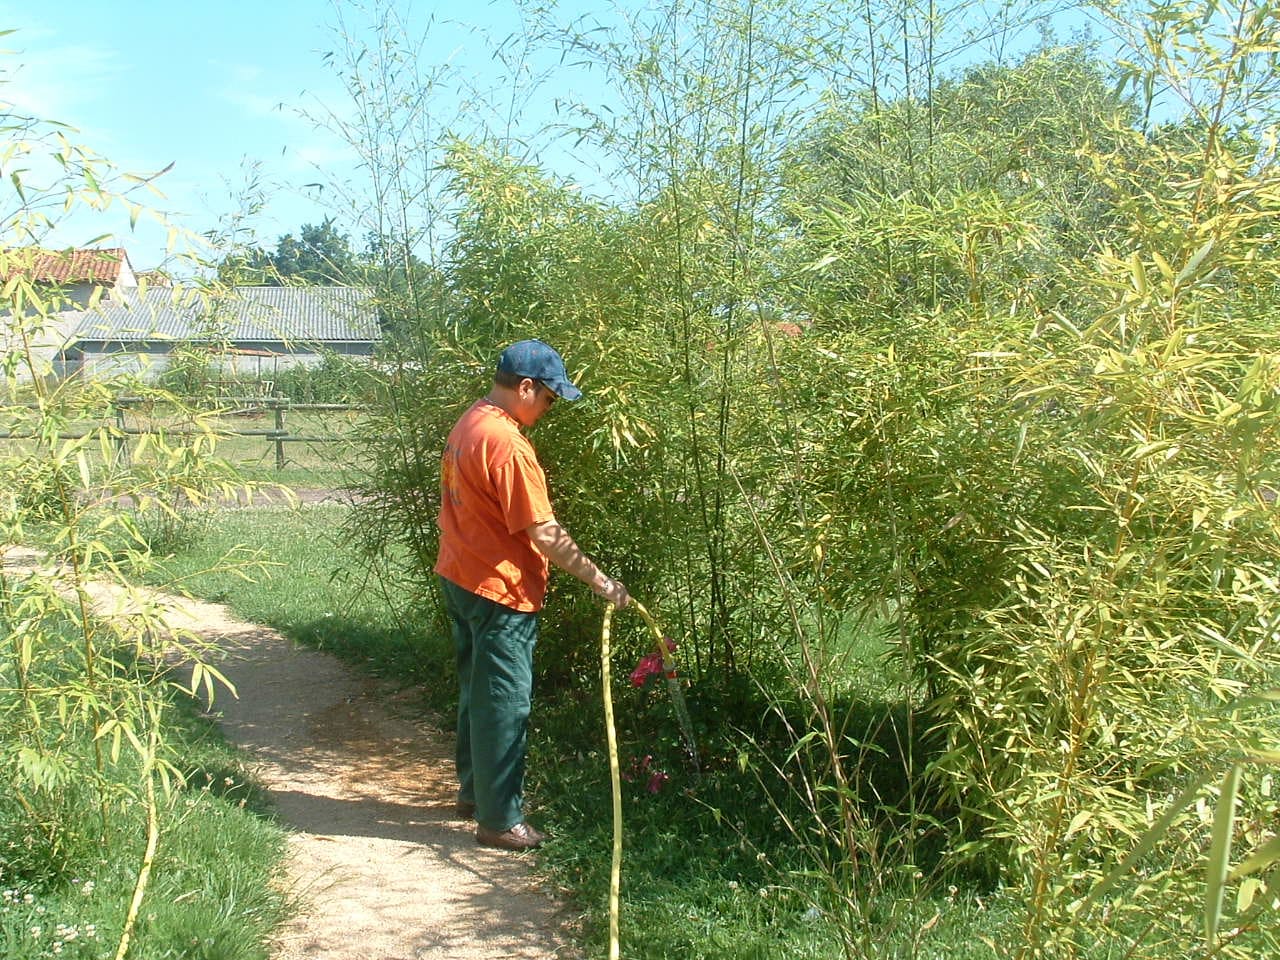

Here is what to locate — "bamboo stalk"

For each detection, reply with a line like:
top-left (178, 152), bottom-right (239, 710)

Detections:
top-left (115, 721), bottom-right (161, 960)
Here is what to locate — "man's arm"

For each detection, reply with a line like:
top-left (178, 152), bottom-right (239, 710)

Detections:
top-left (527, 519), bottom-right (631, 609)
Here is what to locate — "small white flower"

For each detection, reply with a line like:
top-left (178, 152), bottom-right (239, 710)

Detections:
top-left (727, 880), bottom-right (739, 890)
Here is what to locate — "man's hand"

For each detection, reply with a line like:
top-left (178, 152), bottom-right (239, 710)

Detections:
top-left (594, 575), bottom-right (631, 610)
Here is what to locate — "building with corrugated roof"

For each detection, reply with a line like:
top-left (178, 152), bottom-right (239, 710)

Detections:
top-left (1, 246), bottom-right (140, 381)
top-left (57, 285), bottom-right (382, 382)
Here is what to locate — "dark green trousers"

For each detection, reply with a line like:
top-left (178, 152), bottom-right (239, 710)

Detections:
top-left (438, 576), bottom-right (539, 832)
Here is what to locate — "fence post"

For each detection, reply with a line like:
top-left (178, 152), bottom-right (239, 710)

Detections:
top-left (273, 394), bottom-right (286, 470)
top-left (114, 399), bottom-right (130, 469)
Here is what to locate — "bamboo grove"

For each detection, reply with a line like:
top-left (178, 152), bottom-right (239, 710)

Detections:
top-left (345, 1), bottom-right (1280, 956)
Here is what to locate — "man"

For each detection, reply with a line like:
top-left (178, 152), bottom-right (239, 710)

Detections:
top-left (435, 339), bottom-right (631, 851)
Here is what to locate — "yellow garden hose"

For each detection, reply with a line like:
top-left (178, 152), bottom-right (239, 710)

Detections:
top-left (600, 603), bottom-right (623, 960)
top-left (631, 600), bottom-right (674, 674)
top-left (600, 599), bottom-right (700, 959)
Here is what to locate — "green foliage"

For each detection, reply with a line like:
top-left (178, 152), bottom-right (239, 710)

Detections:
top-left (1, 66), bottom-right (289, 959)
top-left (0, 642), bottom-right (287, 960)
top-left (154, 346), bottom-right (219, 397)
top-left (0, 455), bottom-right (79, 523)
top-left (776, 4), bottom-right (1280, 956)
top-left (270, 351), bottom-right (378, 404)
top-left (322, 0), bottom-right (1280, 956)
top-left (218, 217), bottom-right (358, 286)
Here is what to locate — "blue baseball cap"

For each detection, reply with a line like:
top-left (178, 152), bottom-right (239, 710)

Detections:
top-left (496, 339), bottom-right (583, 401)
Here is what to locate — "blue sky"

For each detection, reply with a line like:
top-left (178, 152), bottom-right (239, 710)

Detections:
top-left (1, 1), bottom-right (363, 268)
top-left (2, 1), bottom-right (1126, 273)
top-left (0, 0), bottom-right (564, 270)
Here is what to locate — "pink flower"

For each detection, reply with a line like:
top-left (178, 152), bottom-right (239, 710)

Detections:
top-left (622, 754), bottom-right (652, 782)
top-left (646, 771), bottom-right (670, 794)
top-left (629, 637), bottom-right (678, 687)
top-left (630, 653), bottom-right (664, 687)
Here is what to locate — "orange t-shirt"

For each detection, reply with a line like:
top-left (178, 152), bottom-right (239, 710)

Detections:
top-left (434, 399), bottom-right (555, 612)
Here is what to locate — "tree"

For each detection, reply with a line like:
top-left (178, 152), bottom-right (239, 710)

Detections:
top-left (218, 218), bottom-right (357, 285)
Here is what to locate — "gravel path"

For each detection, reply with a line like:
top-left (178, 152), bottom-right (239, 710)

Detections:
top-left (3, 548), bottom-right (577, 960)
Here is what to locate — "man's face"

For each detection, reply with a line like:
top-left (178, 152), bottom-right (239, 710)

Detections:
top-left (514, 377), bottom-right (556, 427)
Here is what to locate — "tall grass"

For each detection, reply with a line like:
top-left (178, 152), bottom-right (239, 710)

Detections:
top-left (0, 615), bottom-right (288, 960)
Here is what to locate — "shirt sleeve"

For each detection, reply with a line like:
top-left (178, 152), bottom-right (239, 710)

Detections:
top-left (492, 444), bottom-right (554, 534)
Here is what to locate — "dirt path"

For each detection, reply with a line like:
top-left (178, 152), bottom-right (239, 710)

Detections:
top-left (4, 549), bottom-right (577, 960)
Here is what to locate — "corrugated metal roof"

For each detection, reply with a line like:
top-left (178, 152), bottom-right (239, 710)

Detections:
top-left (71, 285), bottom-right (381, 343)
top-left (2, 247), bottom-right (131, 283)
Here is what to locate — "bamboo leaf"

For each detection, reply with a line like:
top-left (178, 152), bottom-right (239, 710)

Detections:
top-left (1205, 764), bottom-right (1242, 945)
top-left (1129, 252), bottom-right (1148, 294)
top-left (1228, 833), bottom-right (1280, 882)
top-left (1176, 238), bottom-right (1215, 287)
top-left (1130, 440), bottom-right (1177, 460)
top-left (1064, 810), bottom-right (1093, 840)
top-left (1078, 769), bottom-right (1213, 915)
top-left (1237, 876), bottom-right (1264, 912)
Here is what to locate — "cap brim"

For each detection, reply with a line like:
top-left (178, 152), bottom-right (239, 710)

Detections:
top-left (549, 379), bottom-right (583, 401)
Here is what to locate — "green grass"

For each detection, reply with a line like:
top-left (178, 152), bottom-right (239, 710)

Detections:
top-left (142, 505), bottom-right (1040, 959)
top-left (145, 505), bottom-right (450, 701)
top-left (0, 625), bottom-right (289, 960)
top-left (202, 408), bottom-right (367, 487)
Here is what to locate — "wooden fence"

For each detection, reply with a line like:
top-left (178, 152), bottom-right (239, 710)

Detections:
top-left (2, 396), bottom-right (362, 470)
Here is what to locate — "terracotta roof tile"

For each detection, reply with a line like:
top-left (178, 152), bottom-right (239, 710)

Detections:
top-left (4, 247), bottom-right (130, 283)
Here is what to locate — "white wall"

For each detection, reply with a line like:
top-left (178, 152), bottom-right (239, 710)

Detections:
top-left (73, 344), bottom-right (373, 381)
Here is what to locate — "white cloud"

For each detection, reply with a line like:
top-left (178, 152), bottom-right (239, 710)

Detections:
top-left (0, 40), bottom-right (123, 127)
top-left (209, 59), bottom-right (285, 119)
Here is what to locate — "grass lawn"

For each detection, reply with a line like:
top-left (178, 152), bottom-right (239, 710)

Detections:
top-left (0, 625), bottom-right (289, 960)
top-left (146, 503), bottom-right (1047, 960)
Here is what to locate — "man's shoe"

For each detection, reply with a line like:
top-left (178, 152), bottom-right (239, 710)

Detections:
top-left (455, 800), bottom-right (476, 820)
top-left (476, 822), bottom-right (545, 851)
